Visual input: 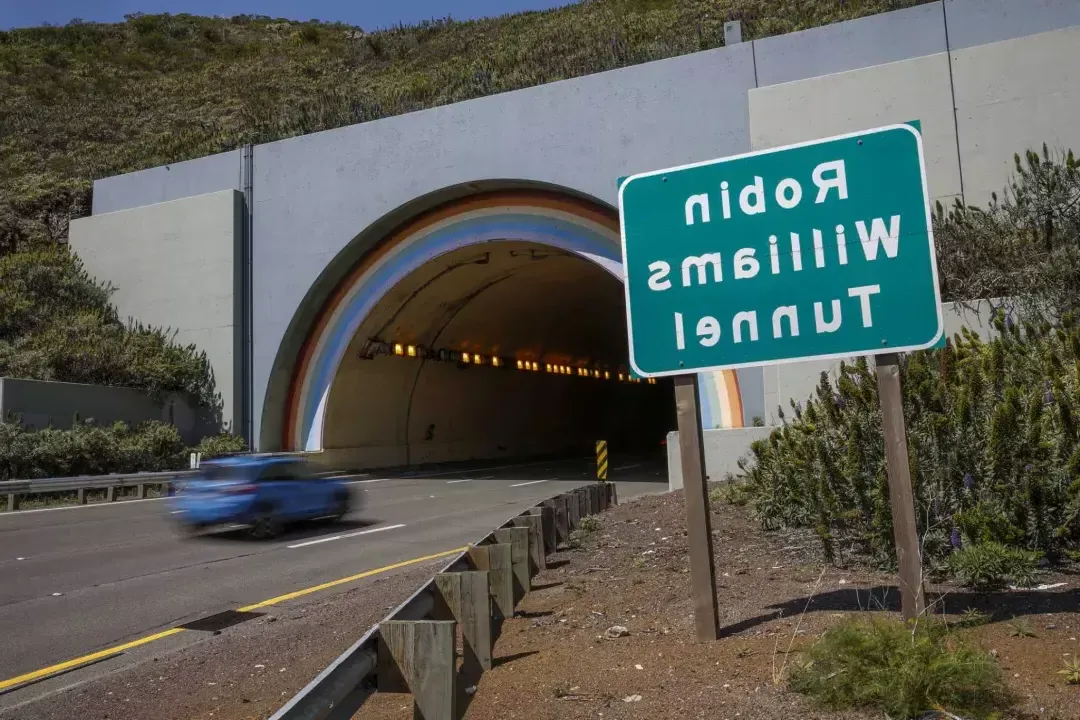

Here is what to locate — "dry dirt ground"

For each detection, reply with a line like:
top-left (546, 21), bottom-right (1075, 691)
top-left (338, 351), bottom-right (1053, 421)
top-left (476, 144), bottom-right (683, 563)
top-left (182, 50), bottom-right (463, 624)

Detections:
top-left (362, 489), bottom-right (1080, 720)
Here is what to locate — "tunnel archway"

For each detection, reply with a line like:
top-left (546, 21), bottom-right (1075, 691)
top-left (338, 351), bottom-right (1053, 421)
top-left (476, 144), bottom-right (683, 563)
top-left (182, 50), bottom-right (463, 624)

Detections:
top-left (277, 187), bottom-right (746, 469)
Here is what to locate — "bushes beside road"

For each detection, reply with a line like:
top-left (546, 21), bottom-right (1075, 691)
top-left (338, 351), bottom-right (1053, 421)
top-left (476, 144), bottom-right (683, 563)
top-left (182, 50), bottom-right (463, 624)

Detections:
top-left (0, 418), bottom-right (247, 481)
top-left (735, 148), bottom-right (1080, 583)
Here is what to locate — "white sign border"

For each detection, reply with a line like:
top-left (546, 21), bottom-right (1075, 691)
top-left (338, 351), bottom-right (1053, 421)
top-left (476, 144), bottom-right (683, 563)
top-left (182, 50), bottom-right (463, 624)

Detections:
top-left (617, 123), bottom-right (945, 379)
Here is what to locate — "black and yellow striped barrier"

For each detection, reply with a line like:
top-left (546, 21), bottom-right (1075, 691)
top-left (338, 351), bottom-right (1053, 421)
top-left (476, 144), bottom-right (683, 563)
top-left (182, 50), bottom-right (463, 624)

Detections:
top-left (596, 440), bottom-right (608, 481)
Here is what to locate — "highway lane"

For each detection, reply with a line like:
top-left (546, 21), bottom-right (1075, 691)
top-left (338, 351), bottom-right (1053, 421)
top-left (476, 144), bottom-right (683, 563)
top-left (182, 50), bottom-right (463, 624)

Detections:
top-left (0, 457), bottom-right (665, 686)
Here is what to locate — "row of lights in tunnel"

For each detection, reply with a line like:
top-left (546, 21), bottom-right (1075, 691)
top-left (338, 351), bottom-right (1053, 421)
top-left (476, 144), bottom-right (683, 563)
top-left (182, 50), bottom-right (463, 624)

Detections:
top-left (359, 338), bottom-right (656, 384)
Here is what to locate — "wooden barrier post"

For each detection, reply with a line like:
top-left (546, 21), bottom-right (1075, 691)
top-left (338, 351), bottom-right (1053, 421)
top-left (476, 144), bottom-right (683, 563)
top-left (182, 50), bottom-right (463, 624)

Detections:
top-left (468, 544), bottom-right (513, 621)
top-left (533, 503), bottom-right (557, 555)
top-left (553, 495), bottom-right (570, 545)
top-left (876, 353), bottom-right (927, 621)
top-left (512, 514), bottom-right (545, 574)
top-left (566, 490), bottom-right (581, 531)
top-left (378, 620), bottom-right (456, 720)
top-left (434, 572), bottom-right (493, 673)
top-left (494, 526), bottom-right (531, 603)
top-left (596, 440), bottom-right (609, 481)
top-left (576, 487), bottom-right (588, 520)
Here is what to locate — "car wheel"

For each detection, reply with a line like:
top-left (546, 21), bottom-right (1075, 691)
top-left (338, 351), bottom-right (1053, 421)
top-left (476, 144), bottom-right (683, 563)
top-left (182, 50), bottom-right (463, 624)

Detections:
top-left (249, 506), bottom-right (281, 539)
top-left (330, 491), bottom-right (350, 522)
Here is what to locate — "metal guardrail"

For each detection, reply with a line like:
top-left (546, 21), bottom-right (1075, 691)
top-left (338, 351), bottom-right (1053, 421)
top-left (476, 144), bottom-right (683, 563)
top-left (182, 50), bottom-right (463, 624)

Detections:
top-left (0, 470), bottom-right (198, 510)
top-left (270, 481), bottom-right (616, 720)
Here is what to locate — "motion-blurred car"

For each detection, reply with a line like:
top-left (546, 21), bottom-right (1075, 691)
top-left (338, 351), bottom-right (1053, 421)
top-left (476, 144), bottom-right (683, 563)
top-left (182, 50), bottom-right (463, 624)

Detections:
top-left (168, 454), bottom-right (353, 538)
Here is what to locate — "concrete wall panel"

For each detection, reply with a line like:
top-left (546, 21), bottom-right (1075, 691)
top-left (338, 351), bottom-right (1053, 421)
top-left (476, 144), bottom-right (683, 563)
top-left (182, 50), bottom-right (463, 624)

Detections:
top-left (952, 26), bottom-right (1080, 205)
top-left (753, 2), bottom-right (947, 87)
top-left (92, 150), bottom-right (242, 215)
top-left (944, 0), bottom-right (1080, 50)
top-left (69, 190), bottom-right (243, 430)
top-left (0, 377), bottom-right (210, 443)
top-left (250, 43), bottom-right (757, 444)
top-left (749, 52), bottom-right (963, 206)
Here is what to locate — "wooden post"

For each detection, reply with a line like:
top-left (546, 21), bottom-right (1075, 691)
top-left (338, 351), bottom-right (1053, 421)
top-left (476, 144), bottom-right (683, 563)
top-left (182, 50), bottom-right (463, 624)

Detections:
top-left (494, 527), bottom-right (531, 603)
top-left (674, 374), bottom-right (720, 642)
top-left (553, 495), bottom-right (570, 545)
top-left (469, 544), bottom-right (513, 621)
top-left (875, 353), bottom-right (926, 622)
top-left (434, 572), bottom-right (493, 672)
top-left (566, 490), bottom-right (581, 530)
top-left (532, 504), bottom-right (557, 555)
top-left (378, 620), bottom-right (456, 720)
top-left (512, 515), bottom-right (546, 573)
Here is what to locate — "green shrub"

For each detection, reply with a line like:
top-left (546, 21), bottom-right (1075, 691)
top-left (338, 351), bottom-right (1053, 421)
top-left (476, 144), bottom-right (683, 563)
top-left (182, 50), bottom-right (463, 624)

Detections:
top-left (194, 431), bottom-right (249, 459)
top-left (738, 149), bottom-right (1080, 571)
top-left (789, 616), bottom-right (1010, 720)
top-left (708, 480), bottom-right (751, 507)
top-left (945, 542), bottom-right (1041, 590)
top-left (0, 419), bottom-right (244, 480)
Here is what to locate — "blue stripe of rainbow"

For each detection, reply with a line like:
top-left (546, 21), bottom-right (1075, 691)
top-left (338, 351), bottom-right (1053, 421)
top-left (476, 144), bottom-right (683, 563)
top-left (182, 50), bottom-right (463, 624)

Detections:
top-left (284, 192), bottom-right (744, 451)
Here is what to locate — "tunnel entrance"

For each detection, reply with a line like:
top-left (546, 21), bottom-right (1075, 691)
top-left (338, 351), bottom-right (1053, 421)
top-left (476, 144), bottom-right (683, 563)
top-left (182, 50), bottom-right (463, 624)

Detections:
top-left (320, 240), bottom-right (675, 469)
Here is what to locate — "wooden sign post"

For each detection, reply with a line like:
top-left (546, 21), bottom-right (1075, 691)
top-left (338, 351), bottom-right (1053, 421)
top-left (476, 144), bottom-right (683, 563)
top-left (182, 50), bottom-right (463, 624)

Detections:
top-left (875, 353), bottom-right (926, 621)
top-left (674, 375), bottom-right (720, 641)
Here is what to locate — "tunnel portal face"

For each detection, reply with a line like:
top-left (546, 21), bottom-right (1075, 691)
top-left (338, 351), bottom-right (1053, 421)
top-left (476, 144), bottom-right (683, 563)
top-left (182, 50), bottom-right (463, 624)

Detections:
top-left (279, 189), bottom-right (743, 469)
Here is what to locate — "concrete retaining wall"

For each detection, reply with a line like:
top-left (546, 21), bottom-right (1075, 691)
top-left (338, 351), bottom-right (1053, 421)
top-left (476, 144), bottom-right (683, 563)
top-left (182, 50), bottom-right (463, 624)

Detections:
top-left (0, 377), bottom-right (213, 444)
top-left (69, 190), bottom-right (244, 432)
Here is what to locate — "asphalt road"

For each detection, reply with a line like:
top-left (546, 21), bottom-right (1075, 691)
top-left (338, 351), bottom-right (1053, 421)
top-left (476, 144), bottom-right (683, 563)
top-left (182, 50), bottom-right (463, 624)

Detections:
top-left (0, 456), bottom-right (666, 698)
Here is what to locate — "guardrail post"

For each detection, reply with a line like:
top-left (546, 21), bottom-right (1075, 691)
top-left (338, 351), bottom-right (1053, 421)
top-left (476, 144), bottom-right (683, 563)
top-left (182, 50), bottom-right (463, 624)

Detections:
top-left (566, 490), bottom-right (581, 531)
top-left (106, 485), bottom-right (117, 503)
top-left (470, 543), bottom-right (513, 621)
top-left (77, 488), bottom-right (88, 505)
top-left (434, 572), bottom-right (492, 673)
top-left (137, 483), bottom-right (148, 500)
top-left (494, 526), bottom-right (531, 604)
top-left (533, 503), bottom-right (557, 555)
top-left (5, 493), bottom-right (19, 512)
top-left (553, 495), bottom-right (570, 546)
top-left (378, 620), bottom-right (456, 720)
top-left (512, 514), bottom-right (545, 574)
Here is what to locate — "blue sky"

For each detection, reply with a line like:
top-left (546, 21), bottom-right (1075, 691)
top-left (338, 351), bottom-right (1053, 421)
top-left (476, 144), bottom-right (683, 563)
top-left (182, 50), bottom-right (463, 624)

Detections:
top-left (0, 1), bottom-right (576, 31)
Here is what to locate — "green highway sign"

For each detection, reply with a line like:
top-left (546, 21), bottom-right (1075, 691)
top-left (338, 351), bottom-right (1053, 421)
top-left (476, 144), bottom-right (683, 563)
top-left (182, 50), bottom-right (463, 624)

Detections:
top-left (618, 124), bottom-right (943, 377)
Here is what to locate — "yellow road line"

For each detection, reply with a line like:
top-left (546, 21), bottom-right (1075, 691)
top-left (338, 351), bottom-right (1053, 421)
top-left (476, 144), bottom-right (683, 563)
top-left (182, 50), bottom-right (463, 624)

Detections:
top-left (0, 628), bottom-right (185, 692)
top-left (0, 546), bottom-right (468, 693)
top-left (236, 547), bottom-right (467, 611)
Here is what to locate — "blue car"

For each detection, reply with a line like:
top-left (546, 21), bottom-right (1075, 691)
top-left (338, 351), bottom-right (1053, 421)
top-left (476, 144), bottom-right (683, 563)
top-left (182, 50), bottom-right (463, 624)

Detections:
top-left (169, 455), bottom-right (353, 539)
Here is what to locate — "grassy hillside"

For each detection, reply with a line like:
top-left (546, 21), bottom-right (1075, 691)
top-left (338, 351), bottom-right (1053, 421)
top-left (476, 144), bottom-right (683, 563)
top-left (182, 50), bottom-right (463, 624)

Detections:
top-left (1, 0), bottom-right (931, 247)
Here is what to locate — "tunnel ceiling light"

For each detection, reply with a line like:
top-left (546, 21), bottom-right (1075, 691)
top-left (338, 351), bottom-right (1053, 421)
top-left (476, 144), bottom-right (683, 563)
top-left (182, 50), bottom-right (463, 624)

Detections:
top-left (545, 364), bottom-right (553, 373)
top-left (462, 352), bottom-right (471, 364)
top-left (393, 343), bottom-right (404, 356)
top-left (516, 360), bottom-right (524, 370)
top-left (407, 345), bottom-right (417, 357)
top-left (531, 362), bottom-right (539, 371)
top-left (492, 356), bottom-right (501, 367)
top-left (604, 371), bottom-right (611, 380)
top-left (474, 354), bottom-right (483, 365)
